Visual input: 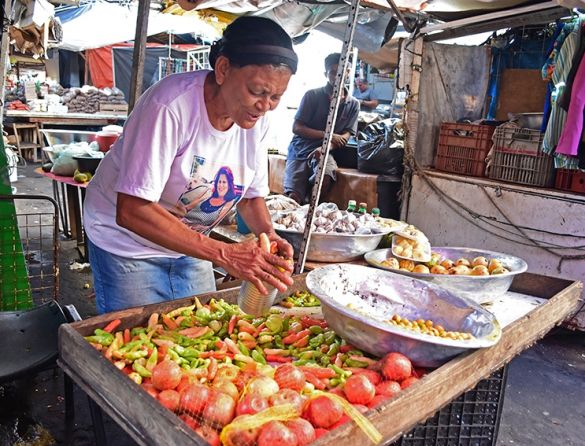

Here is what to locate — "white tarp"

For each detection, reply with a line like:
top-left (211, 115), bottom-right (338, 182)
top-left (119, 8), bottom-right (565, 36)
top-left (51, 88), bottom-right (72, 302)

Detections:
top-left (57, 2), bottom-right (220, 52)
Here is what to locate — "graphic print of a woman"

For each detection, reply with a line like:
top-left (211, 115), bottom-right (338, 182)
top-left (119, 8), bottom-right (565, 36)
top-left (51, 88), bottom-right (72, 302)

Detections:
top-left (184, 166), bottom-right (242, 232)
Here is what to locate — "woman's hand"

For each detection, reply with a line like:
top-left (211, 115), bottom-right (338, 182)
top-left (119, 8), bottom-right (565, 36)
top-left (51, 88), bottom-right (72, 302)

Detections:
top-left (216, 240), bottom-right (294, 294)
top-left (267, 232), bottom-right (294, 259)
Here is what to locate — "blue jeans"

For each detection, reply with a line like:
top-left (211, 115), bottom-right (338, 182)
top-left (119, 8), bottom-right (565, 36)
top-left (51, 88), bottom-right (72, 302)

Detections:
top-left (88, 239), bottom-right (216, 314)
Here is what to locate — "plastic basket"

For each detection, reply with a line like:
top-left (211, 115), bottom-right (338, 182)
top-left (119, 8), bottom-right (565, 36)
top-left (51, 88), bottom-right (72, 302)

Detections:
top-left (394, 366), bottom-right (508, 446)
top-left (555, 168), bottom-right (585, 194)
top-left (435, 123), bottom-right (496, 177)
top-left (488, 127), bottom-right (555, 187)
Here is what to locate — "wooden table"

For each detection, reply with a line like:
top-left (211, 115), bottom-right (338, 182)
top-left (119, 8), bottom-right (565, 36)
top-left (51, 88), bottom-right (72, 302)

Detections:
top-left (34, 168), bottom-right (87, 259)
top-left (6, 110), bottom-right (126, 126)
top-left (58, 272), bottom-right (582, 446)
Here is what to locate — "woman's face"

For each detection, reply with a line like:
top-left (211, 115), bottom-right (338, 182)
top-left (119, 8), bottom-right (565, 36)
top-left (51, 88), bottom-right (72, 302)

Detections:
top-left (216, 60), bottom-right (292, 129)
top-left (217, 174), bottom-right (229, 198)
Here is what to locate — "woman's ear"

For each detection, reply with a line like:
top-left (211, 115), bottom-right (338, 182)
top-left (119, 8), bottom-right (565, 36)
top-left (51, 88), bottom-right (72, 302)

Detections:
top-left (214, 56), bottom-right (231, 85)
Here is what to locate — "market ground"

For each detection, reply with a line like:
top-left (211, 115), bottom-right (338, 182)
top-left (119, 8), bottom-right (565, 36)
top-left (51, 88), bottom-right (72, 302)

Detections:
top-left (1, 163), bottom-right (584, 446)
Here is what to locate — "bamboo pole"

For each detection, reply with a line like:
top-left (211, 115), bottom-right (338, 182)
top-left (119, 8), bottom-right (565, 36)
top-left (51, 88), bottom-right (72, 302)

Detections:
top-left (128, 0), bottom-right (150, 113)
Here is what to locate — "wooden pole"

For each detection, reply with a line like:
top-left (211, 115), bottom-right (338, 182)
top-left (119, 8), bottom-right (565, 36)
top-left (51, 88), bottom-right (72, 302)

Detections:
top-left (400, 36), bottom-right (423, 222)
top-left (128, 0), bottom-right (150, 113)
top-left (0, 0), bottom-right (14, 127)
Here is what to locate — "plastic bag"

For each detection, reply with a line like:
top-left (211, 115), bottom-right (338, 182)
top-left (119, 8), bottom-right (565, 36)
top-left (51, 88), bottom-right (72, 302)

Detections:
top-left (51, 141), bottom-right (100, 176)
top-left (357, 118), bottom-right (404, 175)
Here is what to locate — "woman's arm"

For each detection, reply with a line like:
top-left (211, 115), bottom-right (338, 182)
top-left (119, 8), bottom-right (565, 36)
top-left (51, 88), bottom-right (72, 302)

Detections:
top-left (116, 193), bottom-right (293, 293)
top-left (236, 197), bottom-right (294, 259)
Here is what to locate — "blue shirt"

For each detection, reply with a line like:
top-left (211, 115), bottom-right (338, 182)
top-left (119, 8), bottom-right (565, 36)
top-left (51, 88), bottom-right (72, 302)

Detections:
top-left (353, 87), bottom-right (376, 111)
top-left (287, 84), bottom-right (360, 160)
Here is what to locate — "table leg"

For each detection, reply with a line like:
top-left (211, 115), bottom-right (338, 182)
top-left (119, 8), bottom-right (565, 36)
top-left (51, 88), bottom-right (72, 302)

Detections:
top-left (66, 185), bottom-right (81, 240)
top-left (61, 182), bottom-right (71, 237)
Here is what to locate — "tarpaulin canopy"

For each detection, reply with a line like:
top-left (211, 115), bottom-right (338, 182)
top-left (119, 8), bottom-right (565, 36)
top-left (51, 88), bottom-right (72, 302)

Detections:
top-left (55, 1), bottom-right (220, 52)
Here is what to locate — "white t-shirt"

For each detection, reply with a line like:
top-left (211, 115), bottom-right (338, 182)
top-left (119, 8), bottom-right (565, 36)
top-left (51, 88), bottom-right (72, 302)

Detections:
top-left (84, 70), bottom-right (270, 259)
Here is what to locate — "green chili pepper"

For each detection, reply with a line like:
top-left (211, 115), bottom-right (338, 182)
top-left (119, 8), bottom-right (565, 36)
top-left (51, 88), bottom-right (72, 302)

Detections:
top-left (273, 335), bottom-right (284, 349)
top-left (251, 349), bottom-right (266, 365)
top-left (124, 350), bottom-right (148, 360)
top-left (327, 344), bottom-right (340, 357)
top-left (329, 378), bottom-right (342, 387)
top-left (146, 348), bottom-right (158, 372)
top-left (309, 326), bottom-right (323, 335)
top-left (344, 358), bottom-right (369, 368)
top-left (131, 327), bottom-right (147, 337)
top-left (265, 315), bottom-right (284, 334)
top-left (324, 331), bottom-right (337, 345)
top-left (258, 334), bottom-right (273, 344)
top-left (132, 362), bottom-right (152, 378)
top-left (319, 355), bottom-right (331, 366)
top-left (292, 359), bottom-right (311, 366)
top-left (237, 341), bottom-right (251, 356)
top-left (209, 320), bottom-right (222, 333)
top-left (309, 334), bottom-right (325, 348)
top-left (84, 335), bottom-right (113, 346)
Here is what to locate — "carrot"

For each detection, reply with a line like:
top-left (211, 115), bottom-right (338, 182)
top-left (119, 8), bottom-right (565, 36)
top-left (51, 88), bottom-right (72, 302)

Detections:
top-left (265, 354), bottom-right (293, 363)
top-left (103, 318), bottom-right (122, 333)
top-left (123, 328), bottom-right (131, 344)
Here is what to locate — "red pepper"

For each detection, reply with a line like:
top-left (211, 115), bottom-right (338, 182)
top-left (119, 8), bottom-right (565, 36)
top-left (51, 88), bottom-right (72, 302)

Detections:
top-left (208, 357), bottom-right (218, 381)
top-left (123, 329), bottom-right (131, 344)
top-left (266, 354), bottom-right (293, 363)
top-left (178, 326), bottom-right (210, 338)
top-left (237, 320), bottom-right (258, 336)
top-left (228, 315), bottom-right (238, 335)
top-left (300, 316), bottom-right (328, 329)
top-left (292, 335), bottom-right (310, 348)
top-left (162, 314), bottom-right (178, 331)
top-left (283, 329), bottom-right (310, 345)
top-left (340, 345), bottom-right (355, 353)
top-left (224, 338), bottom-right (241, 355)
top-left (299, 366), bottom-right (336, 379)
top-left (103, 318), bottom-right (122, 333)
top-left (304, 372), bottom-right (326, 390)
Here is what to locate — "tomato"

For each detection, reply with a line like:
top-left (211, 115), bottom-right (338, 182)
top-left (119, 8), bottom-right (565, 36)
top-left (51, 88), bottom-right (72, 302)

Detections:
top-left (195, 425), bottom-right (221, 446)
top-left (285, 418), bottom-right (316, 446)
top-left (213, 379), bottom-right (239, 401)
top-left (400, 376), bottom-right (419, 389)
top-left (158, 389), bottom-right (180, 412)
top-left (141, 382), bottom-right (159, 399)
top-left (343, 374), bottom-right (375, 405)
top-left (258, 421), bottom-right (298, 446)
top-left (274, 364), bottom-right (306, 392)
top-left (303, 396), bottom-right (343, 429)
top-left (314, 428), bottom-right (329, 439)
top-left (179, 413), bottom-right (200, 431)
top-left (176, 375), bottom-right (193, 393)
top-left (330, 414), bottom-right (351, 430)
top-left (222, 415), bottom-right (259, 446)
top-left (367, 394), bottom-right (390, 409)
top-left (236, 393), bottom-right (270, 416)
top-left (202, 390), bottom-right (236, 428)
top-left (381, 352), bottom-right (412, 382)
top-left (179, 383), bottom-right (210, 415)
top-left (152, 360), bottom-right (183, 391)
top-left (246, 376), bottom-right (280, 398)
top-left (354, 369), bottom-right (382, 386)
top-left (375, 380), bottom-right (401, 397)
top-left (269, 389), bottom-right (305, 414)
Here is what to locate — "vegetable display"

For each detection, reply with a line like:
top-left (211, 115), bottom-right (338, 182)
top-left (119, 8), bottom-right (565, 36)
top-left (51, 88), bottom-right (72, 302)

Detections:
top-left (84, 297), bottom-right (424, 445)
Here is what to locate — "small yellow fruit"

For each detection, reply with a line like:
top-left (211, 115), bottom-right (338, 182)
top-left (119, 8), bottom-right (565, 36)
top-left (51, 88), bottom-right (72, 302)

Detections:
top-left (412, 264), bottom-right (430, 274)
top-left (472, 256), bottom-right (488, 267)
top-left (491, 266), bottom-right (509, 275)
top-left (488, 259), bottom-right (503, 273)
top-left (440, 259), bottom-right (454, 269)
top-left (430, 265), bottom-right (449, 275)
top-left (450, 265), bottom-right (471, 275)
top-left (470, 265), bottom-right (490, 276)
top-left (399, 259), bottom-right (415, 271)
top-left (455, 258), bottom-right (471, 267)
top-left (382, 257), bottom-right (400, 269)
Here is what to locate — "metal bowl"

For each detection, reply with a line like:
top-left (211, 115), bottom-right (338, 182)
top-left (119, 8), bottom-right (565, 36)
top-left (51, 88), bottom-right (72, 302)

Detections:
top-left (306, 264), bottom-right (501, 367)
top-left (276, 228), bottom-right (390, 262)
top-left (365, 247), bottom-right (528, 304)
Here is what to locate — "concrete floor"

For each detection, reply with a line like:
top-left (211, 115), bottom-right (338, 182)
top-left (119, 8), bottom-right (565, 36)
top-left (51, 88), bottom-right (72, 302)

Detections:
top-left (1, 163), bottom-right (584, 445)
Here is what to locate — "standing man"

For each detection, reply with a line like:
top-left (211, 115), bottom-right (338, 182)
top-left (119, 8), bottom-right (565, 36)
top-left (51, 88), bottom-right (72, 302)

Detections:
top-left (353, 78), bottom-right (378, 112)
top-left (284, 53), bottom-right (360, 204)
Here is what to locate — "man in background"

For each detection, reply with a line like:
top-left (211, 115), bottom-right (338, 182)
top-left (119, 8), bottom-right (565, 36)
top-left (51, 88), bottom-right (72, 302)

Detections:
top-left (353, 78), bottom-right (379, 112)
top-left (283, 53), bottom-right (360, 204)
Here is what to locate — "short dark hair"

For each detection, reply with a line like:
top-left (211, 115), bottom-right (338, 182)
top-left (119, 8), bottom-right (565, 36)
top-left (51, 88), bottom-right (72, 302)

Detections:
top-left (209, 17), bottom-right (298, 74)
top-left (324, 53), bottom-right (340, 72)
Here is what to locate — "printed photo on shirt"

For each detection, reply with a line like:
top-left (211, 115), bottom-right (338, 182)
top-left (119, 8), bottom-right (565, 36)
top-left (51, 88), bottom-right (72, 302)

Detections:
top-left (175, 156), bottom-right (243, 233)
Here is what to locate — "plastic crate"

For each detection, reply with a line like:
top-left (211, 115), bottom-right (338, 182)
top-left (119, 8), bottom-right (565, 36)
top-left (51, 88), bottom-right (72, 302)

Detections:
top-left (488, 127), bottom-right (555, 187)
top-left (435, 123), bottom-right (496, 177)
top-left (393, 366), bottom-right (508, 446)
top-left (555, 168), bottom-right (585, 194)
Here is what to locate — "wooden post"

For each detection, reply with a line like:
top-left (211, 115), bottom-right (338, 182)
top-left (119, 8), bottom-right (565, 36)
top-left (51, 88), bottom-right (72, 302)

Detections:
top-left (128, 0), bottom-right (150, 113)
top-left (0, 0), bottom-right (14, 127)
top-left (400, 36), bottom-right (423, 222)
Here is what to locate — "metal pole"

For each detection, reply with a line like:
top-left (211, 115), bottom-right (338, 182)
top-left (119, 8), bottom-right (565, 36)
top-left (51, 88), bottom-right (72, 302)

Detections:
top-left (294, 0), bottom-right (361, 274)
top-left (0, 0), bottom-right (13, 127)
top-left (128, 0), bottom-right (150, 113)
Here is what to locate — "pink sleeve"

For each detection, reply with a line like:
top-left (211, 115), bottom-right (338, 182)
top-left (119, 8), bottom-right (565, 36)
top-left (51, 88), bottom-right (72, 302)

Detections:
top-left (114, 102), bottom-right (182, 202)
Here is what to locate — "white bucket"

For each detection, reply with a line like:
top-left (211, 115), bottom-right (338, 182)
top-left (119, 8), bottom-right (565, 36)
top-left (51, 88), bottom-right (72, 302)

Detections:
top-left (5, 147), bottom-right (19, 183)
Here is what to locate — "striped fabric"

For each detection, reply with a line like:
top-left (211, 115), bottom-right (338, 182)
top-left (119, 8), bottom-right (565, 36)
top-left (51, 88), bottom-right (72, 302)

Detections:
top-left (542, 21), bottom-right (582, 163)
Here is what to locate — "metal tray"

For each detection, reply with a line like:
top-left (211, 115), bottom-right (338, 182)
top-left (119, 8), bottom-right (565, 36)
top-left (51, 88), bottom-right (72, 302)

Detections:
top-left (276, 228), bottom-right (390, 262)
top-left (365, 247), bottom-right (528, 304)
top-left (306, 264), bottom-right (501, 367)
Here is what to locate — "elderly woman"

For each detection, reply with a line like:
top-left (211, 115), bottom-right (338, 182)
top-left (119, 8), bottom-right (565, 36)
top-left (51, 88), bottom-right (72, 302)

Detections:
top-left (84, 17), bottom-right (297, 313)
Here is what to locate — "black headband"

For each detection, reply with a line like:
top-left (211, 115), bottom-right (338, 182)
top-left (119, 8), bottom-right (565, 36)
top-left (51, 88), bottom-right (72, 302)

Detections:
top-left (219, 43), bottom-right (298, 74)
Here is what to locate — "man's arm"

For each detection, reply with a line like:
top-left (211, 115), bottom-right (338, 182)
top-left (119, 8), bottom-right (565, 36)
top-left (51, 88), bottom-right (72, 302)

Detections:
top-left (292, 119), bottom-right (325, 140)
top-left (360, 97), bottom-right (378, 110)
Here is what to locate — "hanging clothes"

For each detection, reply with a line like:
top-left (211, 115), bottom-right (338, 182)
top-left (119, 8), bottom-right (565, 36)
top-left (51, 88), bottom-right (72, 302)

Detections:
top-left (541, 22), bottom-right (566, 133)
top-left (555, 51), bottom-right (585, 160)
top-left (558, 33), bottom-right (585, 111)
top-left (541, 19), bottom-right (583, 163)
